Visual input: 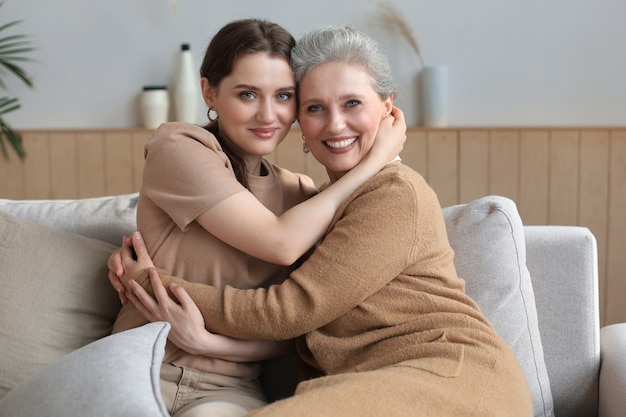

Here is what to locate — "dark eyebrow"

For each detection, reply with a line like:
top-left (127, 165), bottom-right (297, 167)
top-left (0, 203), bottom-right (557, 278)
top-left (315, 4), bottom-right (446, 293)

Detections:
top-left (233, 84), bottom-right (296, 92)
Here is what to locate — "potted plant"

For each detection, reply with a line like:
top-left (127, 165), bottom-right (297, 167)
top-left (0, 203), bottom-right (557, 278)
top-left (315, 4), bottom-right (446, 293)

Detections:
top-left (0, 0), bottom-right (34, 160)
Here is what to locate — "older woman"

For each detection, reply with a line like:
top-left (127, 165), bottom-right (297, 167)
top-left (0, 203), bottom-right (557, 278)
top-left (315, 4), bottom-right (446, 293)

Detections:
top-left (116, 25), bottom-right (533, 416)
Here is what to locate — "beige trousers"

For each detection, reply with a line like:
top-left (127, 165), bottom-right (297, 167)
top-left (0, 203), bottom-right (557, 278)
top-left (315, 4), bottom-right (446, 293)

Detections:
top-left (160, 363), bottom-right (267, 417)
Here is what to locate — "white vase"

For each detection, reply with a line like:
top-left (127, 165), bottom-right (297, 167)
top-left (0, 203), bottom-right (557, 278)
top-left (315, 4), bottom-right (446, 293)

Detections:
top-left (174, 43), bottom-right (199, 123)
top-left (420, 65), bottom-right (448, 127)
top-left (140, 86), bottom-right (169, 130)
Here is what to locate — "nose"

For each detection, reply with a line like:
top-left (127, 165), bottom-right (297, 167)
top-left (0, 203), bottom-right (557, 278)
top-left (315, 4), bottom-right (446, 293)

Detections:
top-left (256, 99), bottom-right (276, 123)
top-left (326, 109), bottom-right (346, 134)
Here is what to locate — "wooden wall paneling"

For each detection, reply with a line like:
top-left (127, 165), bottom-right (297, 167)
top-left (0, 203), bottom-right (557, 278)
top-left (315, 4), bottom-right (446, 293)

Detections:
top-left (131, 131), bottom-right (151, 192)
top-left (303, 152), bottom-right (327, 187)
top-left (49, 132), bottom-right (78, 199)
top-left (607, 130), bottom-right (626, 325)
top-left (104, 131), bottom-right (135, 196)
top-left (519, 130), bottom-right (549, 225)
top-left (0, 142), bottom-right (25, 199)
top-left (77, 132), bottom-right (106, 198)
top-left (273, 129), bottom-right (307, 180)
top-left (489, 130), bottom-right (520, 202)
top-left (548, 130), bottom-right (579, 225)
top-left (21, 132), bottom-right (50, 199)
top-left (579, 130), bottom-right (610, 325)
top-left (426, 130), bottom-right (459, 207)
top-left (402, 129), bottom-right (428, 179)
top-left (458, 130), bottom-right (489, 203)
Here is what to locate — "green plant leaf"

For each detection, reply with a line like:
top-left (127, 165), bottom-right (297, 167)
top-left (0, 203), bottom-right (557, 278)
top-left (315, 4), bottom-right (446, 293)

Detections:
top-left (0, 19), bottom-right (24, 34)
top-left (0, 117), bottom-right (26, 160)
top-left (0, 60), bottom-right (33, 88)
top-left (0, 0), bottom-right (34, 161)
top-left (0, 96), bottom-right (20, 114)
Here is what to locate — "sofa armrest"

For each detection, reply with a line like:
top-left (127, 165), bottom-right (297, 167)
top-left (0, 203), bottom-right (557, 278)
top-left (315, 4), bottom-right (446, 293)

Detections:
top-left (524, 225), bottom-right (600, 417)
top-left (599, 323), bottom-right (626, 417)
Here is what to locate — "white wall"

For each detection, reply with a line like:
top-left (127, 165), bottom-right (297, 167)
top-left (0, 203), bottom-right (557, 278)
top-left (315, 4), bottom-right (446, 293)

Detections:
top-left (4, 0), bottom-right (626, 128)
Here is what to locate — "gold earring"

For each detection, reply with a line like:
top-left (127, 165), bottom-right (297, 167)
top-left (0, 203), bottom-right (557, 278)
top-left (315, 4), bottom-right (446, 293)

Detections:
top-left (301, 134), bottom-right (310, 154)
top-left (207, 107), bottom-right (219, 122)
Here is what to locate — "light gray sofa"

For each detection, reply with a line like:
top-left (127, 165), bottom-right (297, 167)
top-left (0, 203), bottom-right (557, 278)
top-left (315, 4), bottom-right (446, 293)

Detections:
top-left (0, 193), bottom-right (624, 417)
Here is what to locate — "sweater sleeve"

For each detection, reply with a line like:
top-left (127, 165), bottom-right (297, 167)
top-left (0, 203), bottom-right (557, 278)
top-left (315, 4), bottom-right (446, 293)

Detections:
top-left (142, 173), bottom-right (420, 340)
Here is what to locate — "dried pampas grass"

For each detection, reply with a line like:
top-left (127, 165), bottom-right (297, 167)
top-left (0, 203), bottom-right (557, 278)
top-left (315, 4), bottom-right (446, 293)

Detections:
top-left (369, 1), bottom-right (425, 67)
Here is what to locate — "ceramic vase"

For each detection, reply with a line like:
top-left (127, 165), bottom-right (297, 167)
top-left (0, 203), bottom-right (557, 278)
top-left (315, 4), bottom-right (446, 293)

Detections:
top-left (420, 65), bottom-right (448, 127)
top-left (140, 86), bottom-right (169, 130)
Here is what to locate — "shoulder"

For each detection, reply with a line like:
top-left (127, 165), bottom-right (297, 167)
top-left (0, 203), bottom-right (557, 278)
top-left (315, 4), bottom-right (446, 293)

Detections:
top-left (348, 162), bottom-right (440, 218)
top-left (365, 162), bottom-right (430, 199)
top-left (146, 122), bottom-right (222, 155)
top-left (144, 122), bottom-right (229, 166)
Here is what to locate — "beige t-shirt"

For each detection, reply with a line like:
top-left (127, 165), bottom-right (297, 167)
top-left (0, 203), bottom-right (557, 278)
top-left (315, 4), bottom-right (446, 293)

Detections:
top-left (113, 122), bottom-right (317, 377)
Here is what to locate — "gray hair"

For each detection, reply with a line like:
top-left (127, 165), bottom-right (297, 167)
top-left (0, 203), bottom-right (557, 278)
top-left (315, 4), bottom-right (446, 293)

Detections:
top-left (291, 25), bottom-right (397, 100)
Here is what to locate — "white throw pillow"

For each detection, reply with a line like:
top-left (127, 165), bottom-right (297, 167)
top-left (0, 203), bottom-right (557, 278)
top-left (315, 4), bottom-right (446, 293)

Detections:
top-left (0, 322), bottom-right (170, 417)
top-left (443, 195), bottom-right (554, 417)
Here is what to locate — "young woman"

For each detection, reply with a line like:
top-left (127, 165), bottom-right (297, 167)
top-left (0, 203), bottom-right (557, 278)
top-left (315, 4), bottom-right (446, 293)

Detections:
top-left (114, 25), bottom-right (534, 416)
top-left (109, 19), bottom-right (405, 417)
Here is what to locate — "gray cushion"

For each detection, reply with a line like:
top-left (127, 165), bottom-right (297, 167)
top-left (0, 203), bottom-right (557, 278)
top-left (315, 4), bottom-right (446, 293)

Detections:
top-left (0, 211), bottom-right (121, 399)
top-left (0, 193), bottom-right (138, 246)
top-left (0, 322), bottom-right (170, 417)
top-left (443, 195), bottom-right (554, 417)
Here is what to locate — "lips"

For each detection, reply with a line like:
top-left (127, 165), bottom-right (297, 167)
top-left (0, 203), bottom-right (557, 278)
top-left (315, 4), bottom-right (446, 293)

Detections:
top-left (324, 137), bottom-right (357, 149)
top-left (250, 128), bottom-right (278, 139)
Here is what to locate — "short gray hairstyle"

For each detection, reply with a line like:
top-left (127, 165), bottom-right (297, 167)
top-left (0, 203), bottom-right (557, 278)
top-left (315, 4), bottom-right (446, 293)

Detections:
top-left (291, 25), bottom-right (397, 100)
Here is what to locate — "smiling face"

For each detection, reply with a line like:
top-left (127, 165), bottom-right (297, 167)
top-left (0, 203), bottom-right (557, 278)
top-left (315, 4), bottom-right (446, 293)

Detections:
top-left (297, 62), bottom-right (393, 182)
top-left (202, 52), bottom-right (296, 170)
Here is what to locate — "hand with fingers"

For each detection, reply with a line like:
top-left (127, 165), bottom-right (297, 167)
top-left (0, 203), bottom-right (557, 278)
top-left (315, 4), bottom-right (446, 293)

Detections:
top-left (107, 232), bottom-right (156, 305)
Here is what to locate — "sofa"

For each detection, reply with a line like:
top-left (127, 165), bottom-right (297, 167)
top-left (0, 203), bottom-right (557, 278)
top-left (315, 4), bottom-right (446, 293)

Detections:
top-left (0, 193), bottom-right (624, 417)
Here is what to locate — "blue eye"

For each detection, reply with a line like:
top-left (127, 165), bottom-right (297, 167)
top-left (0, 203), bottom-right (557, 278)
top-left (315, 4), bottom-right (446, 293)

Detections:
top-left (307, 105), bottom-right (322, 113)
top-left (277, 92), bottom-right (292, 101)
top-left (346, 99), bottom-right (360, 108)
top-left (240, 92), bottom-right (255, 100)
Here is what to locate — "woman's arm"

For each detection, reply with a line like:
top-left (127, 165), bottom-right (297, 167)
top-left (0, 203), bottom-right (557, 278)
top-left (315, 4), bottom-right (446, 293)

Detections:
top-left (112, 241), bottom-right (290, 362)
top-left (110, 234), bottom-right (293, 361)
top-left (194, 107), bottom-right (406, 265)
top-left (126, 269), bottom-right (293, 361)
top-left (120, 173), bottom-right (419, 341)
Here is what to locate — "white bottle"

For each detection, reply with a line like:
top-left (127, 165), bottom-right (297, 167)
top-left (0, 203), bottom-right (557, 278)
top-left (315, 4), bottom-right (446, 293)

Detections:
top-left (174, 43), bottom-right (199, 123)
